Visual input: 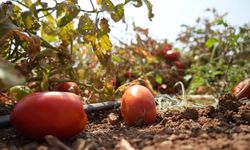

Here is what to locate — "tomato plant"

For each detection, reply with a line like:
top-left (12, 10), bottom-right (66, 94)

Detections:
top-left (180, 9), bottom-right (250, 95)
top-left (0, 0), bottom-right (154, 101)
top-left (10, 92), bottom-right (87, 139)
top-left (232, 79), bottom-right (250, 99)
top-left (56, 82), bottom-right (80, 94)
top-left (121, 85), bottom-right (156, 126)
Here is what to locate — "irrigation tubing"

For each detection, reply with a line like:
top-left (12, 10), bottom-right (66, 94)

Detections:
top-left (0, 101), bottom-right (121, 129)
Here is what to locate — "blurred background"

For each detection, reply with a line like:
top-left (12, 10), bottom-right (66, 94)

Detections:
top-left (109, 0), bottom-right (250, 45)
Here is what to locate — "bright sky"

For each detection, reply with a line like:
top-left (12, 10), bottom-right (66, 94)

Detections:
top-left (110, 0), bottom-right (250, 45)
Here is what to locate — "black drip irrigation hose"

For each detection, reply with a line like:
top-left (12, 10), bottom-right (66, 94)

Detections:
top-left (0, 101), bottom-right (121, 129)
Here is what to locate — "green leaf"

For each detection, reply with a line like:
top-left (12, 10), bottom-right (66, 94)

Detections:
top-left (111, 4), bottom-right (124, 22)
top-left (57, 3), bottom-right (80, 27)
top-left (189, 76), bottom-right (206, 91)
top-left (9, 85), bottom-right (31, 100)
top-left (214, 17), bottom-right (228, 27)
top-left (205, 38), bottom-right (219, 48)
top-left (143, 0), bottom-right (154, 21)
top-left (155, 74), bottom-right (163, 84)
top-left (101, 0), bottom-right (115, 11)
top-left (112, 55), bottom-right (122, 62)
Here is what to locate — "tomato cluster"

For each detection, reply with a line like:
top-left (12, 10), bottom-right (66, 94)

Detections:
top-left (153, 44), bottom-right (187, 94)
top-left (161, 44), bottom-right (185, 69)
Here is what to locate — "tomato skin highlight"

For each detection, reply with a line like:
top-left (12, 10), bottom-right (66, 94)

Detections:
top-left (163, 50), bottom-right (179, 61)
top-left (10, 92), bottom-right (87, 139)
top-left (121, 85), bottom-right (157, 126)
top-left (232, 79), bottom-right (250, 99)
top-left (57, 82), bottom-right (80, 94)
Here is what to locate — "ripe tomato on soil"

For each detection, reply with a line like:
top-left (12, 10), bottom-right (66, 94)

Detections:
top-left (57, 82), bottom-right (80, 94)
top-left (163, 50), bottom-right (179, 61)
top-left (121, 85), bottom-right (157, 126)
top-left (10, 92), bottom-right (87, 139)
top-left (232, 79), bottom-right (250, 99)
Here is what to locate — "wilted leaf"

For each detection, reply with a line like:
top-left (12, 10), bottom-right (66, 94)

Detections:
top-left (143, 0), bottom-right (154, 21)
top-left (0, 1), bottom-right (14, 23)
top-left (101, 0), bottom-right (115, 11)
top-left (78, 13), bottom-right (96, 43)
top-left (13, 30), bottom-right (41, 58)
top-left (99, 18), bottom-right (110, 33)
top-left (0, 57), bottom-right (25, 90)
top-left (57, 2), bottom-right (80, 27)
top-left (41, 21), bottom-right (58, 42)
top-left (97, 0), bottom-right (102, 5)
top-left (111, 4), bottom-right (124, 22)
top-left (21, 11), bottom-right (40, 32)
top-left (132, 0), bottom-right (143, 7)
top-left (0, 21), bottom-right (18, 46)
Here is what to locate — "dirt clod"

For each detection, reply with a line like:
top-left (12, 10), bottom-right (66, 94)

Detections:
top-left (108, 112), bottom-right (120, 125)
top-left (218, 93), bottom-right (241, 112)
top-left (180, 107), bottom-right (199, 120)
top-left (239, 105), bottom-right (250, 124)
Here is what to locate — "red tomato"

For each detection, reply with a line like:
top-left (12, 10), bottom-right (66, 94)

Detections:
top-left (57, 82), bottom-right (80, 94)
top-left (10, 92), bottom-right (87, 139)
top-left (124, 70), bottom-right (133, 79)
top-left (232, 79), bottom-right (250, 99)
top-left (163, 50), bottom-right (179, 61)
top-left (121, 85), bottom-right (157, 126)
top-left (173, 61), bottom-right (185, 69)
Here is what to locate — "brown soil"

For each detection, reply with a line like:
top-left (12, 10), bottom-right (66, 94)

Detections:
top-left (0, 93), bottom-right (250, 150)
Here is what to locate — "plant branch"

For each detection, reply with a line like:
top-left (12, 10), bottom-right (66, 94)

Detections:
top-left (11, 0), bottom-right (29, 8)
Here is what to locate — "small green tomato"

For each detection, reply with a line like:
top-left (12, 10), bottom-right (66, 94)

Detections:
top-left (9, 85), bottom-right (31, 100)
